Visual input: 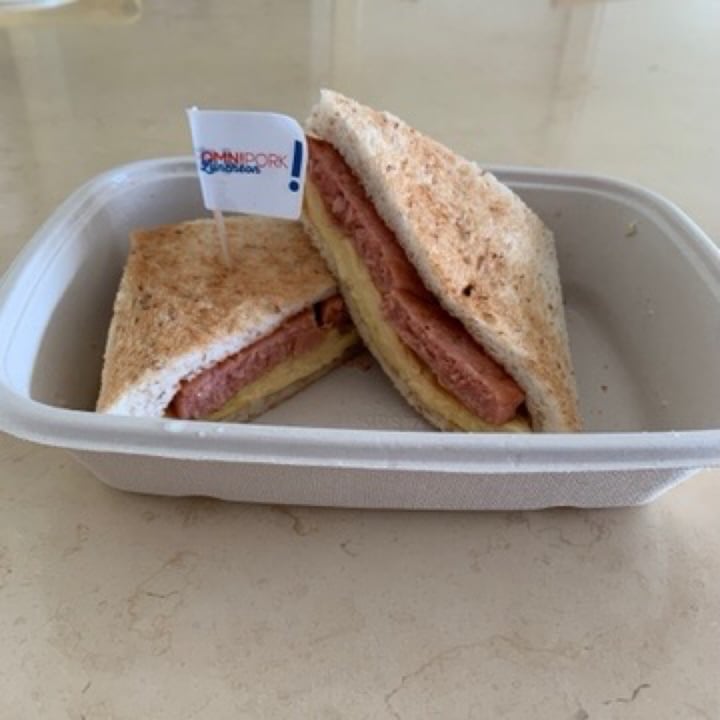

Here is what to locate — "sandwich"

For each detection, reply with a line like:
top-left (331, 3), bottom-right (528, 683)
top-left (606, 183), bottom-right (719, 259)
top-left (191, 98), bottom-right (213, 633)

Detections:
top-left (97, 217), bottom-right (360, 420)
top-left (302, 90), bottom-right (581, 432)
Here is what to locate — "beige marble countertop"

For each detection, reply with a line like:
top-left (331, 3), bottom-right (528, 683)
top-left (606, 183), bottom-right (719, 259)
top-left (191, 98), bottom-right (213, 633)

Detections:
top-left (1, 1), bottom-right (719, 718)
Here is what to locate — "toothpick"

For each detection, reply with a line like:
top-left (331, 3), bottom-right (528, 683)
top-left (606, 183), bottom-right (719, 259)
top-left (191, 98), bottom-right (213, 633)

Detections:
top-left (212, 208), bottom-right (231, 267)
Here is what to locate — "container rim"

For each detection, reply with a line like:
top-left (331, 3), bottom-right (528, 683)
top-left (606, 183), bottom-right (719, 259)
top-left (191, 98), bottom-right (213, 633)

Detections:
top-left (1, 387), bottom-right (719, 473)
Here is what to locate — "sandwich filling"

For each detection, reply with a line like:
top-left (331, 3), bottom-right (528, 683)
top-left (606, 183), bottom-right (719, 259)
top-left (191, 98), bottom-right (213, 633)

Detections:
top-left (306, 137), bottom-right (525, 427)
top-left (169, 295), bottom-right (356, 419)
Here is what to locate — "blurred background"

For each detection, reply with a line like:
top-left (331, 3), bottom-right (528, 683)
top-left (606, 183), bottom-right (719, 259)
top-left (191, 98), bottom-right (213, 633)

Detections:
top-left (1, 0), bottom-right (719, 268)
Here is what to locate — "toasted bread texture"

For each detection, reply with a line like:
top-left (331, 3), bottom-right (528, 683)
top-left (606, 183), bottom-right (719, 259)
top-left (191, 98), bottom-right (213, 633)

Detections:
top-left (306, 89), bottom-right (581, 432)
top-left (97, 217), bottom-right (337, 417)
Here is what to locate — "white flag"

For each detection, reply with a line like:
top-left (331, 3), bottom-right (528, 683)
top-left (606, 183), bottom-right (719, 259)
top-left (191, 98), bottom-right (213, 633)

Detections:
top-left (187, 109), bottom-right (307, 220)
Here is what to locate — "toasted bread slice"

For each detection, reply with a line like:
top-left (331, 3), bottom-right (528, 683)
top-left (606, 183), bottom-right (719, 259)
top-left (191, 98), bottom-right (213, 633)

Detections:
top-left (97, 217), bottom-right (356, 418)
top-left (305, 90), bottom-right (580, 431)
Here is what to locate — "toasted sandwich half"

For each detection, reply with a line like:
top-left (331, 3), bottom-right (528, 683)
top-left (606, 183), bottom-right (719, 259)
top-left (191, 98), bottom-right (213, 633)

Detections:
top-left (302, 90), bottom-right (581, 432)
top-left (97, 217), bottom-right (360, 420)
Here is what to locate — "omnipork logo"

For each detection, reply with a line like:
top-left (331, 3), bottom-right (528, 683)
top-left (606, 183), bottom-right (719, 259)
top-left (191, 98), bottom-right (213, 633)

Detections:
top-left (199, 149), bottom-right (288, 175)
top-left (199, 139), bottom-right (304, 193)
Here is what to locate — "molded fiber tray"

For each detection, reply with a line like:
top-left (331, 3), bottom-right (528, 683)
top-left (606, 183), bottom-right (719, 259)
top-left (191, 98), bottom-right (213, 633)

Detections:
top-left (1, 158), bottom-right (719, 509)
